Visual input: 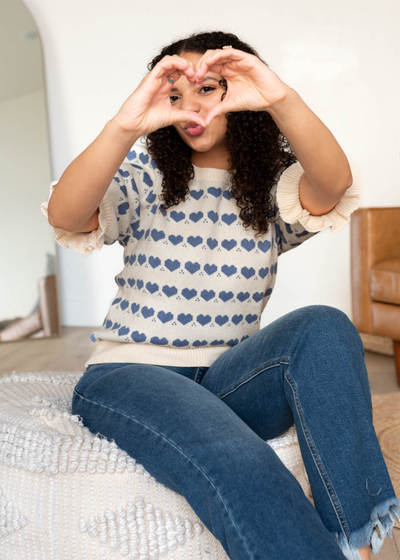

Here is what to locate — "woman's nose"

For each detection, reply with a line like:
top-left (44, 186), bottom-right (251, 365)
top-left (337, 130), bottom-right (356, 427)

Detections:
top-left (181, 100), bottom-right (201, 113)
top-left (180, 90), bottom-right (202, 113)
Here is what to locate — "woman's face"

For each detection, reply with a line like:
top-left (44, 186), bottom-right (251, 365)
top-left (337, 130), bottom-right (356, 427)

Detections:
top-left (170, 51), bottom-right (229, 160)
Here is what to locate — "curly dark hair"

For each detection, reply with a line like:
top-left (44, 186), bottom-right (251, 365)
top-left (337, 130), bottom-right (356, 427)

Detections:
top-left (142, 30), bottom-right (297, 238)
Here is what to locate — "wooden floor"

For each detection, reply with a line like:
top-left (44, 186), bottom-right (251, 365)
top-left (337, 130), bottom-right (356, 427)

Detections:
top-left (0, 326), bottom-right (399, 558)
top-left (1, 326), bottom-right (400, 392)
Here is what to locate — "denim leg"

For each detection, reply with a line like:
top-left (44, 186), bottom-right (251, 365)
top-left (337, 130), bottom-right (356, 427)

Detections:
top-left (200, 304), bottom-right (400, 559)
top-left (72, 360), bottom-right (347, 560)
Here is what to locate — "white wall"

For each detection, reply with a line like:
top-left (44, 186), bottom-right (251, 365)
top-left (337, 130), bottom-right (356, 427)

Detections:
top-left (0, 88), bottom-right (54, 318)
top-left (24, 0), bottom-right (400, 328)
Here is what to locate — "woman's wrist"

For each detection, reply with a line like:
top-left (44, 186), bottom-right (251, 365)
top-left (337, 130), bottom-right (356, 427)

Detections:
top-left (107, 116), bottom-right (142, 148)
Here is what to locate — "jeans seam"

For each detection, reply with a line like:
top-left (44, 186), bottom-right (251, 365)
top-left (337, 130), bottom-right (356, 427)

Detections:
top-left (193, 367), bottom-right (201, 383)
top-left (73, 389), bottom-right (257, 560)
top-left (217, 358), bottom-right (291, 400)
top-left (284, 369), bottom-right (351, 542)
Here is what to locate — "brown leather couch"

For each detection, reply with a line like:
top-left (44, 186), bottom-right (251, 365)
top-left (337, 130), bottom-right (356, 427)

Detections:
top-left (351, 208), bottom-right (400, 387)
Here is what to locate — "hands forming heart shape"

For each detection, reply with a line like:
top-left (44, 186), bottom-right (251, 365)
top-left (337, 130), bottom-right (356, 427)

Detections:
top-left (178, 48), bottom-right (291, 128)
top-left (114, 48), bottom-right (292, 137)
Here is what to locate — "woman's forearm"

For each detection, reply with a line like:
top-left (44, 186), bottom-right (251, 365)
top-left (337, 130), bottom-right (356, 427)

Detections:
top-left (267, 88), bottom-right (353, 197)
top-left (47, 118), bottom-right (140, 232)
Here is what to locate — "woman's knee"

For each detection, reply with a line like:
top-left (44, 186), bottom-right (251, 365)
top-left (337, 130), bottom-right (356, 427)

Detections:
top-left (296, 305), bottom-right (364, 351)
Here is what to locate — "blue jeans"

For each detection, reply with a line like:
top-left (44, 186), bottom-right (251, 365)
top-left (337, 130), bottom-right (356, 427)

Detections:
top-left (72, 305), bottom-right (400, 560)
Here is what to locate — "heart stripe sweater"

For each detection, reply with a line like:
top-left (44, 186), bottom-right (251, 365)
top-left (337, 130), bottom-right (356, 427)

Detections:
top-left (41, 149), bottom-right (362, 367)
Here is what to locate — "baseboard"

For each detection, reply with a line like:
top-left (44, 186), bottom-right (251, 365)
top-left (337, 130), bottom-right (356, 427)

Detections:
top-left (359, 332), bottom-right (394, 356)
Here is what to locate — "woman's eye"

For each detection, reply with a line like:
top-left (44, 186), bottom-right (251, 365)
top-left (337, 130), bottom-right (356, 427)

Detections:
top-left (170, 86), bottom-right (216, 103)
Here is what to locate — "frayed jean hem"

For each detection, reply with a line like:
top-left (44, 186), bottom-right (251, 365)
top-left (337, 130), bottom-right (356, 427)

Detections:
top-left (331, 496), bottom-right (400, 559)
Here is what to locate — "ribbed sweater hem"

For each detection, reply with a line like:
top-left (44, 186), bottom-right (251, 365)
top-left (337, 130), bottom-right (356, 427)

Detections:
top-left (84, 340), bottom-right (231, 368)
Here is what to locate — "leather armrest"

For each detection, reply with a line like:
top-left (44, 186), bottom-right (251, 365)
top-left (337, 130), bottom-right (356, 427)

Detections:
top-left (351, 207), bottom-right (400, 333)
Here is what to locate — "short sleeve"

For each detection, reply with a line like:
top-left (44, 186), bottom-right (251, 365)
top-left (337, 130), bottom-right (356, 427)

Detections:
top-left (273, 158), bottom-right (362, 256)
top-left (40, 181), bottom-right (118, 256)
top-left (40, 150), bottom-right (151, 256)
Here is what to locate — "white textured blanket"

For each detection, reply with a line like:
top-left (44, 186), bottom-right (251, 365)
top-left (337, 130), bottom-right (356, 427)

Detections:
top-left (0, 371), bottom-right (312, 559)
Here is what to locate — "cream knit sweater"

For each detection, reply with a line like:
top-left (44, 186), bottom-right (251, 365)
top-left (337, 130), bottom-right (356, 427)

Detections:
top-left (41, 149), bottom-right (362, 368)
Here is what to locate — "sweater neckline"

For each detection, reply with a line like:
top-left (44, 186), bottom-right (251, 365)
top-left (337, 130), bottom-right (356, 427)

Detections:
top-left (192, 163), bottom-right (232, 185)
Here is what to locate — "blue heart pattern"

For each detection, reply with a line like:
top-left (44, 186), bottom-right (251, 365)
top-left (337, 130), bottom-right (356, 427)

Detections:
top-left (113, 259), bottom-right (275, 300)
top-left (275, 216), bottom-right (317, 256)
top-left (121, 253), bottom-right (274, 281)
top-left (92, 150), bottom-right (285, 351)
top-left (110, 158), bottom-right (278, 254)
top-left (92, 305), bottom-right (259, 346)
top-left (110, 292), bottom-right (268, 318)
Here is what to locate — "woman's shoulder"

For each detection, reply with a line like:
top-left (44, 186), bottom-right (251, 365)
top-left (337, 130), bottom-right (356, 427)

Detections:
top-left (122, 147), bottom-right (159, 174)
top-left (111, 147), bottom-right (161, 197)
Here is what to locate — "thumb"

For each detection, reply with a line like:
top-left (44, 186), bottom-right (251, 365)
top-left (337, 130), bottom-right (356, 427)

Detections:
top-left (171, 111), bottom-right (206, 128)
top-left (204, 104), bottom-right (226, 127)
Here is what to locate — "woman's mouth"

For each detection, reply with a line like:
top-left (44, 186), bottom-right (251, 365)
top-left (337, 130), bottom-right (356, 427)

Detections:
top-left (184, 123), bottom-right (205, 137)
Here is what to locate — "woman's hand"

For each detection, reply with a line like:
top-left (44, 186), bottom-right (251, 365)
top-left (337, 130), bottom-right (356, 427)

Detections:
top-left (113, 55), bottom-right (207, 135)
top-left (193, 48), bottom-right (292, 127)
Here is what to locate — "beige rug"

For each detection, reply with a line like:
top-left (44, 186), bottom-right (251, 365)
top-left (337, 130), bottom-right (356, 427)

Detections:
top-left (371, 392), bottom-right (400, 529)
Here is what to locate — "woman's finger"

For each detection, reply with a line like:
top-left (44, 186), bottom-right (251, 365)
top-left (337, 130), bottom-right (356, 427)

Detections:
top-left (154, 57), bottom-right (195, 83)
top-left (195, 48), bottom-right (244, 80)
top-left (203, 102), bottom-right (229, 127)
top-left (191, 49), bottom-right (215, 77)
top-left (161, 68), bottom-right (187, 85)
top-left (168, 56), bottom-right (197, 82)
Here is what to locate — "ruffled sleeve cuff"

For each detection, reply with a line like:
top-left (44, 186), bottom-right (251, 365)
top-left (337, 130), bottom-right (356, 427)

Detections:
top-left (40, 181), bottom-right (118, 256)
top-left (276, 159), bottom-right (362, 233)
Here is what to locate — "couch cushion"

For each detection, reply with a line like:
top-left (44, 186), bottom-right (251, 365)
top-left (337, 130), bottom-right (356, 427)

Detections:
top-left (370, 259), bottom-right (400, 305)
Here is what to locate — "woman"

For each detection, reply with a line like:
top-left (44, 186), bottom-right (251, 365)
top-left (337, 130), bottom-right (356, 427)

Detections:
top-left (43, 30), bottom-right (400, 560)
